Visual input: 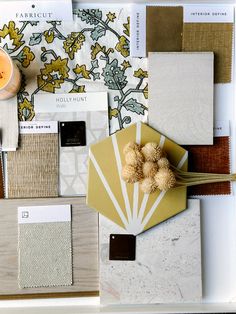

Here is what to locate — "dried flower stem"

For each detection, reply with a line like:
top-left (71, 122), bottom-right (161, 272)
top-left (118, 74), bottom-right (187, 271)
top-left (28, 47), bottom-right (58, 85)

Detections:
top-left (172, 166), bottom-right (236, 187)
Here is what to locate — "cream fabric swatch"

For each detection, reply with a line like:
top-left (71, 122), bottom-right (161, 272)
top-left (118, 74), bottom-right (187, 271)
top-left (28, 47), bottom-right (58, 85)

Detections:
top-left (36, 111), bottom-right (108, 196)
top-left (19, 221), bottom-right (72, 288)
top-left (0, 97), bottom-right (18, 151)
top-left (7, 133), bottom-right (58, 198)
top-left (148, 52), bottom-right (214, 145)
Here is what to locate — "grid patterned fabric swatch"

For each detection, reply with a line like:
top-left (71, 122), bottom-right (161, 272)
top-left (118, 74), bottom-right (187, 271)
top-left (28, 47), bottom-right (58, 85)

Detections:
top-left (19, 222), bottom-right (72, 288)
top-left (146, 6), bottom-right (183, 53)
top-left (182, 23), bottom-right (233, 83)
top-left (184, 137), bottom-right (231, 196)
top-left (36, 111), bottom-right (108, 196)
top-left (7, 134), bottom-right (58, 198)
top-left (0, 97), bottom-right (18, 151)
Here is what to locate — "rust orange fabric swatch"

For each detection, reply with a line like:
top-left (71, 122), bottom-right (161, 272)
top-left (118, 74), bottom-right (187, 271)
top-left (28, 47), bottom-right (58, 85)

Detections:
top-left (182, 23), bottom-right (233, 83)
top-left (184, 137), bottom-right (231, 196)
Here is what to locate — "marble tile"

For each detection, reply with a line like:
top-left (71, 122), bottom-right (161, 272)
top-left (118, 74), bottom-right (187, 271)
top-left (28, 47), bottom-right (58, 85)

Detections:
top-left (99, 199), bottom-right (202, 304)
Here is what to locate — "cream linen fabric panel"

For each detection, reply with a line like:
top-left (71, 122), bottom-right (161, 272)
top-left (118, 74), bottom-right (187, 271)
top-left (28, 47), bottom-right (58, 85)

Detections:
top-left (0, 97), bottom-right (18, 151)
top-left (19, 221), bottom-right (72, 288)
top-left (148, 52), bottom-right (214, 145)
top-left (7, 133), bottom-right (58, 198)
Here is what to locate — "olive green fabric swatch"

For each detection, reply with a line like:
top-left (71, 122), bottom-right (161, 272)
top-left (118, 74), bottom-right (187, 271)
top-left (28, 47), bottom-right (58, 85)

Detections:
top-left (183, 23), bottom-right (233, 83)
top-left (19, 222), bottom-right (72, 288)
top-left (7, 133), bottom-right (58, 198)
top-left (146, 6), bottom-right (183, 53)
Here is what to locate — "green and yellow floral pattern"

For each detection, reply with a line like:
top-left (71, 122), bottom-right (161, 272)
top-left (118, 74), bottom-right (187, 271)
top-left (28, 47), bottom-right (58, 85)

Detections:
top-left (0, 8), bottom-right (148, 133)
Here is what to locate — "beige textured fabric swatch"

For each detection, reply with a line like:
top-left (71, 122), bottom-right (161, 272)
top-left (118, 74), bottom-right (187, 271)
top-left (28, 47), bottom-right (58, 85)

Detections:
top-left (19, 222), bottom-right (72, 288)
top-left (148, 52), bottom-right (214, 145)
top-left (7, 134), bottom-right (58, 198)
top-left (0, 97), bottom-right (18, 151)
top-left (183, 23), bottom-right (233, 83)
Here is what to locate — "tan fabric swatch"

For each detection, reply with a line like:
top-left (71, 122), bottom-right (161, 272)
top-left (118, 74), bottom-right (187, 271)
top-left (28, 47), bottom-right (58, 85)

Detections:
top-left (184, 137), bottom-right (231, 196)
top-left (183, 23), bottom-right (233, 83)
top-left (146, 6), bottom-right (183, 53)
top-left (7, 134), bottom-right (58, 198)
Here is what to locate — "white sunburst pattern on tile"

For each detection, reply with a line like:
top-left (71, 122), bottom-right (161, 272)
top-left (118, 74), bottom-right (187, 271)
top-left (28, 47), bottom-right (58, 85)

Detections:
top-left (89, 122), bottom-right (188, 235)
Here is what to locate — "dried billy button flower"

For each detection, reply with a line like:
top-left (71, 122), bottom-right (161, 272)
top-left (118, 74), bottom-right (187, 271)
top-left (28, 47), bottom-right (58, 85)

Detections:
top-left (141, 142), bottom-right (162, 162)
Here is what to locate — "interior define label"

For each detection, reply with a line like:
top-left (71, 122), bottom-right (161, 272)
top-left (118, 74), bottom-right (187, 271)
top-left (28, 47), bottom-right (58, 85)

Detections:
top-left (0, 0), bottom-right (73, 22)
top-left (34, 92), bottom-right (108, 113)
top-left (18, 205), bottom-right (71, 224)
top-left (130, 5), bottom-right (146, 57)
top-left (184, 5), bottom-right (234, 23)
top-left (19, 121), bottom-right (58, 134)
top-left (214, 120), bottom-right (230, 137)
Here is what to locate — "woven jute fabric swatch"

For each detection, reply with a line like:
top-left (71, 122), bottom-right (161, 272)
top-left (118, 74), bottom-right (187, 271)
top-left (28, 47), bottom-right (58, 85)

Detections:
top-left (19, 222), bottom-right (72, 288)
top-left (146, 6), bottom-right (183, 53)
top-left (182, 23), bottom-right (233, 83)
top-left (7, 134), bottom-right (58, 198)
top-left (184, 137), bottom-right (231, 196)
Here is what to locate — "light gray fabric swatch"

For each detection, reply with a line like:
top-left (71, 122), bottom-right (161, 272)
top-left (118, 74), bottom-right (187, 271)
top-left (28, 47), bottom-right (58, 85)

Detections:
top-left (148, 52), bottom-right (214, 145)
top-left (0, 96), bottom-right (18, 151)
top-left (18, 221), bottom-right (72, 288)
top-left (36, 110), bottom-right (108, 196)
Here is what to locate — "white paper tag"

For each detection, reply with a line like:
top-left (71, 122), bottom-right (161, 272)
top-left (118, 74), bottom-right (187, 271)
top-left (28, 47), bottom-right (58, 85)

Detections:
top-left (130, 5), bottom-right (146, 58)
top-left (19, 121), bottom-right (58, 134)
top-left (34, 92), bottom-right (108, 113)
top-left (18, 205), bottom-right (71, 224)
top-left (214, 120), bottom-right (230, 137)
top-left (184, 5), bottom-right (234, 23)
top-left (0, 0), bottom-right (73, 22)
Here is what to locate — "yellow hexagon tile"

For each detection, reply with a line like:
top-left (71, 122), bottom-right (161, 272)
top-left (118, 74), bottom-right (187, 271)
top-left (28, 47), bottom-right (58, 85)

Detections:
top-left (87, 122), bottom-right (188, 235)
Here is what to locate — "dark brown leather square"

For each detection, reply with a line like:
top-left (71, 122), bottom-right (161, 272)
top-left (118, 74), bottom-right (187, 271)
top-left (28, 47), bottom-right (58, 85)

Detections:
top-left (109, 234), bottom-right (136, 261)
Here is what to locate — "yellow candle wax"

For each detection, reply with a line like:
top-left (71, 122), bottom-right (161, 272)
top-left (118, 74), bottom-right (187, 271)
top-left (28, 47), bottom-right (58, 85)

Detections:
top-left (0, 49), bottom-right (12, 89)
top-left (0, 47), bottom-right (21, 100)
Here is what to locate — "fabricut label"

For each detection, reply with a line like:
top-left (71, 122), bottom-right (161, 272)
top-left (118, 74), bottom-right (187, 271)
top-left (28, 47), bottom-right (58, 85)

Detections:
top-left (184, 5), bottom-right (234, 23)
top-left (0, 0), bottom-right (73, 22)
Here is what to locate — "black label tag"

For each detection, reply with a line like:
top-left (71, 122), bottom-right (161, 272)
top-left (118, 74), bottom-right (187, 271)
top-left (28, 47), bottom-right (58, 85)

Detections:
top-left (109, 234), bottom-right (136, 261)
top-left (60, 121), bottom-right (86, 147)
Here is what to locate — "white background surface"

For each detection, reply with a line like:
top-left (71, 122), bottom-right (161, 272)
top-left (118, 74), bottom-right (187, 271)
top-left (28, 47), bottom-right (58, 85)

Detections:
top-left (0, 0), bottom-right (235, 312)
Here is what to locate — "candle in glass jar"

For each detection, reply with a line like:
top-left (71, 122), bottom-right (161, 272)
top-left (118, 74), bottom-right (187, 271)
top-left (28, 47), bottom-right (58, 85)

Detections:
top-left (0, 47), bottom-right (21, 100)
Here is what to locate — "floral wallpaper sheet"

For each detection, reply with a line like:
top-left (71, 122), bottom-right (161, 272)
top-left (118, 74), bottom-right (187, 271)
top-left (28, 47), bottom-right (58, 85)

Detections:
top-left (0, 8), bottom-right (148, 134)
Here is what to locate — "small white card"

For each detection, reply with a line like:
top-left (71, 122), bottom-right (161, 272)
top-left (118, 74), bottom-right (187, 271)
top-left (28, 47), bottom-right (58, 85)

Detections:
top-left (130, 5), bottom-right (146, 58)
top-left (34, 92), bottom-right (108, 113)
top-left (184, 5), bottom-right (234, 23)
top-left (214, 120), bottom-right (230, 137)
top-left (0, 0), bottom-right (73, 22)
top-left (18, 205), bottom-right (71, 224)
top-left (19, 121), bottom-right (58, 134)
